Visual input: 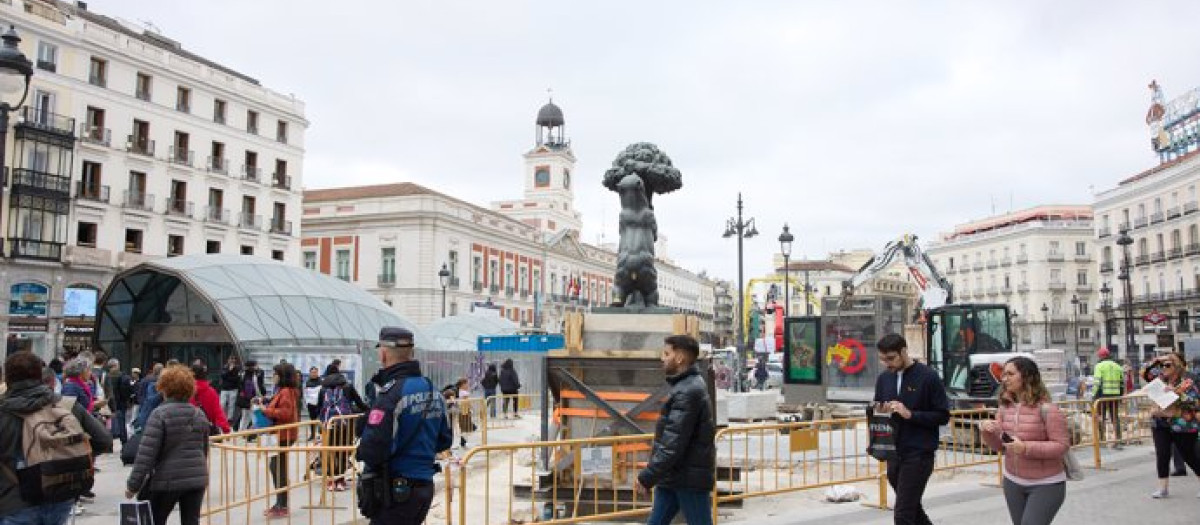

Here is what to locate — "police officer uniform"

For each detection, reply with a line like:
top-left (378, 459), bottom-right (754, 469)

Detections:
top-left (356, 327), bottom-right (453, 524)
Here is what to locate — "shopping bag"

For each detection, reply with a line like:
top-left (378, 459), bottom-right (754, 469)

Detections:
top-left (866, 406), bottom-right (898, 462)
top-left (119, 500), bottom-right (154, 525)
top-left (252, 406), bottom-right (273, 429)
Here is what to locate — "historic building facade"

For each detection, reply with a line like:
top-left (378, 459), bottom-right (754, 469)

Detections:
top-left (301, 101), bottom-right (716, 333)
top-left (1094, 81), bottom-right (1200, 364)
top-left (0, 1), bottom-right (306, 359)
top-left (927, 206), bottom-right (1100, 362)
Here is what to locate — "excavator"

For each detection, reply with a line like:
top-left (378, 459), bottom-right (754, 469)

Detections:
top-left (840, 234), bottom-right (1019, 402)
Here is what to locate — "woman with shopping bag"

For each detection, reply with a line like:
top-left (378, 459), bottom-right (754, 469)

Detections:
top-left (980, 356), bottom-right (1072, 525)
top-left (261, 363), bottom-right (300, 519)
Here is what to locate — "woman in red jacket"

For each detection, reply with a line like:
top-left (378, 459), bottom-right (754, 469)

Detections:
top-left (981, 356), bottom-right (1071, 525)
top-left (190, 360), bottom-right (231, 434)
top-left (262, 363), bottom-right (299, 519)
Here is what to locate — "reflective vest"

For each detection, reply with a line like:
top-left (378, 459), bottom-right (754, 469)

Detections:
top-left (1093, 360), bottom-right (1124, 397)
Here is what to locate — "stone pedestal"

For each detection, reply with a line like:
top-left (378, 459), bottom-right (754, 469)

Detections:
top-left (572, 310), bottom-right (698, 354)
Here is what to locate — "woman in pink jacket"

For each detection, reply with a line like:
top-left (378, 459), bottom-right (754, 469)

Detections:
top-left (981, 356), bottom-right (1070, 525)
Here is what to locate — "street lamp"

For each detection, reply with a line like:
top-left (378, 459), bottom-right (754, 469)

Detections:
top-left (778, 224), bottom-right (793, 318)
top-left (1116, 230), bottom-right (1135, 361)
top-left (1041, 303), bottom-right (1049, 348)
top-left (438, 263), bottom-right (450, 318)
top-left (723, 193), bottom-right (758, 392)
top-left (1071, 294), bottom-right (1080, 359)
top-left (0, 26), bottom-right (33, 209)
top-left (1100, 282), bottom-right (1113, 350)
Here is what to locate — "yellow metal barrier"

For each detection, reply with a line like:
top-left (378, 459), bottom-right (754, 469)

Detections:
top-left (203, 420), bottom-right (362, 524)
top-left (455, 433), bottom-right (656, 525)
top-left (1090, 394), bottom-right (1154, 467)
top-left (711, 409), bottom-right (1002, 523)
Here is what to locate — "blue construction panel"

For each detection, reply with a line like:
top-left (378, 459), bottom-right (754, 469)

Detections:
top-left (477, 334), bottom-right (563, 352)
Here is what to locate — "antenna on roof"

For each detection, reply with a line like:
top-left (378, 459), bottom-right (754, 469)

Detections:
top-left (139, 19), bottom-right (162, 34)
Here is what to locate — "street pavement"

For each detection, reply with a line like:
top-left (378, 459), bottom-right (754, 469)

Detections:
top-left (722, 445), bottom-right (1200, 525)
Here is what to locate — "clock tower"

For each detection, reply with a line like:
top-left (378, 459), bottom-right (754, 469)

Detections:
top-left (494, 98), bottom-right (582, 234)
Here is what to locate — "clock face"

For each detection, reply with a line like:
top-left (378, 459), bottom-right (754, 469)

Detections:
top-left (535, 168), bottom-right (550, 187)
top-left (563, 169), bottom-right (571, 189)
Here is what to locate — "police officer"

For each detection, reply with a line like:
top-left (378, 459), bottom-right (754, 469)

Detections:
top-left (357, 327), bottom-right (453, 524)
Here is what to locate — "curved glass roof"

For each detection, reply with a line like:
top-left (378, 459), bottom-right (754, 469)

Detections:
top-left (424, 314), bottom-right (518, 351)
top-left (97, 255), bottom-right (429, 351)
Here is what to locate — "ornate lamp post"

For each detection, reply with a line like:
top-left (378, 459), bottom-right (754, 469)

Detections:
top-left (778, 224), bottom-right (793, 317)
top-left (1100, 282), bottom-right (1113, 350)
top-left (0, 26), bottom-right (33, 216)
top-left (1041, 303), bottom-right (1050, 348)
top-left (723, 193), bottom-right (758, 392)
top-left (1071, 294), bottom-right (1080, 359)
top-left (1116, 230), bottom-right (1135, 360)
top-left (438, 263), bottom-right (450, 318)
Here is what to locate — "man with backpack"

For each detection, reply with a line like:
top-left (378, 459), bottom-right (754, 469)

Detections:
top-left (0, 351), bottom-right (112, 523)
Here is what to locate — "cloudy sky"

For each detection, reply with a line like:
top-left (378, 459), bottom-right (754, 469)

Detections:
top-left (93, 0), bottom-right (1200, 282)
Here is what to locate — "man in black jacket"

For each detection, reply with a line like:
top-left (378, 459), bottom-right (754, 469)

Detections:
top-left (219, 355), bottom-right (243, 429)
top-left (872, 334), bottom-right (950, 525)
top-left (637, 335), bottom-right (715, 525)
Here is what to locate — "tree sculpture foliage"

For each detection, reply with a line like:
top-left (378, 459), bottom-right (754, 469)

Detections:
top-left (601, 142), bottom-right (683, 209)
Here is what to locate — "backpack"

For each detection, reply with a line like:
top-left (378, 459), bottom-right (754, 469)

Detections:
top-left (321, 386), bottom-right (352, 423)
top-left (14, 396), bottom-right (95, 503)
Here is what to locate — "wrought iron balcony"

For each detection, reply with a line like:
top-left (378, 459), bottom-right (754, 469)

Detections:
top-left (1134, 217), bottom-right (1148, 228)
top-left (11, 168), bottom-right (70, 197)
top-left (8, 238), bottom-right (62, 261)
top-left (75, 182), bottom-right (109, 203)
top-left (36, 59), bottom-right (55, 72)
top-left (1016, 254), bottom-right (1029, 264)
top-left (1074, 253), bottom-right (1092, 263)
top-left (448, 277), bottom-right (460, 290)
top-left (207, 156), bottom-right (228, 174)
top-left (489, 284), bottom-right (500, 294)
top-left (1170, 247), bottom-right (1184, 260)
top-left (1098, 226), bottom-right (1111, 238)
top-left (205, 207), bottom-right (231, 224)
top-left (1168, 206), bottom-right (1182, 219)
top-left (945, 267), bottom-right (957, 275)
top-left (1135, 254), bottom-right (1150, 266)
top-left (122, 191), bottom-right (154, 212)
top-left (505, 287), bottom-right (515, 297)
top-left (242, 165), bottom-right (261, 182)
top-left (126, 136), bottom-right (154, 156)
top-left (269, 219), bottom-right (292, 235)
top-left (986, 259), bottom-right (998, 269)
top-left (1000, 257), bottom-right (1012, 267)
top-left (472, 281), bottom-right (483, 293)
top-left (1017, 283), bottom-right (1030, 293)
top-left (166, 199), bottom-right (194, 218)
top-left (1186, 201), bottom-right (1199, 215)
top-left (378, 274), bottom-right (395, 287)
top-left (1151, 212), bottom-right (1165, 224)
top-left (16, 107), bottom-right (75, 137)
top-left (239, 213), bottom-right (262, 230)
top-left (272, 174), bottom-right (291, 190)
top-left (1046, 252), bottom-right (1065, 262)
top-left (1188, 243), bottom-right (1200, 256)
top-left (1151, 251), bottom-right (1166, 263)
top-left (80, 126), bottom-right (110, 147)
top-left (136, 89), bottom-right (151, 102)
top-left (1100, 261), bottom-right (1114, 273)
top-left (169, 146), bottom-right (194, 167)
top-left (1048, 281), bottom-right (1067, 291)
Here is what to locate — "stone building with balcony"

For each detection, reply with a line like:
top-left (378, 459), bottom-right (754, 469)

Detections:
top-left (1094, 82), bottom-right (1200, 364)
top-left (927, 205), bottom-right (1100, 363)
top-left (301, 101), bottom-right (717, 332)
top-left (0, 0), bottom-right (305, 359)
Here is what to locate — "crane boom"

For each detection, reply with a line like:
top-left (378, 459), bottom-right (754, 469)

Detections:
top-left (841, 234), bottom-right (954, 309)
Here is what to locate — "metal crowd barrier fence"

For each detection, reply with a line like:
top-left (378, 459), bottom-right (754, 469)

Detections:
top-left (454, 433), bottom-right (657, 525)
top-left (1091, 394), bottom-right (1154, 466)
top-left (202, 419), bottom-right (362, 524)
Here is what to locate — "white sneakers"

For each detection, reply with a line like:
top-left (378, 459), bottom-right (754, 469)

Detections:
top-left (1150, 488), bottom-right (1168, 499)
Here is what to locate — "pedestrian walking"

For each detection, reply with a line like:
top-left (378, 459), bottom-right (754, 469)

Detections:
top-left (104, 358), bottom-right (134, 447)
top-left (133, 363), bottom-right (164, 433)
top-left (304, 366), bottom-right (322, 441)
top-left (61, 357), bottom-right (99, 415)
top-left (981, 357), bottom-right (1071, 525)
top-left (356, 327), bottom-right (453, 525)
top-left (0, 351), bottom-right (112, 524)
top-left (872, 333), bottom-right (950, 525)
top-left (318, 363), bottom-right (367, 491)
top-left (236, 360), bottom-right (266, 432)
top-left (481, 364), bottom-right (499, 419)
top-left (218, 355), bottom-right (243, 429)
top-left (499, 359), bottom-right (521, 418)
top-left (190, 360), bottom-right (231, 434)
top-left (1141, 352), bottom-right (1200, 499)
top-left (754, 360), bottom-right (769, 391)
top-left (262, 363), bottom-right (300, 519)
top-left (1092, 348), bottom-right (1125, 449)
top-left (124, 365), bottom-right (210, 525)
top-left (636, 335), bottom-right (715, 525)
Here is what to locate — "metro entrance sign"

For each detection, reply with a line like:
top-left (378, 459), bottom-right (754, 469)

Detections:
top-left (1143, 310), bottom-right (1168, 326)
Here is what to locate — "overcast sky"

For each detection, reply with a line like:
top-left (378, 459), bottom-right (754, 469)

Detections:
top-left (92, 1), bottom-right (1200, 283)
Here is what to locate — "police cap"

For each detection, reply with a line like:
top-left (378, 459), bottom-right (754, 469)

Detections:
top-left (378, 326), bottom-right (415, 348)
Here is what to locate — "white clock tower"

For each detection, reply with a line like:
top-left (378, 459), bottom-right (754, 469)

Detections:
top-left (494, 99), bottom-right (582, 234)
